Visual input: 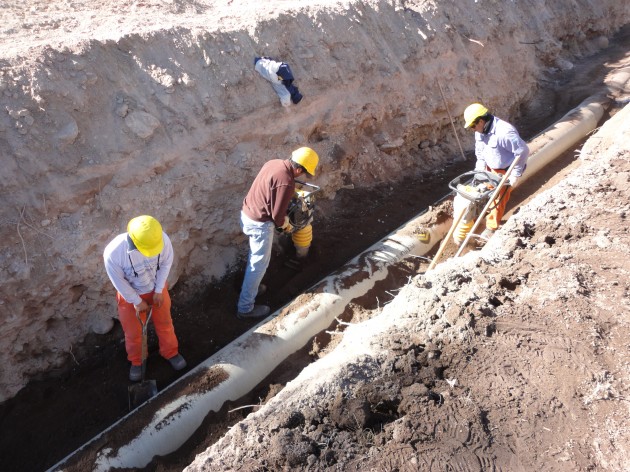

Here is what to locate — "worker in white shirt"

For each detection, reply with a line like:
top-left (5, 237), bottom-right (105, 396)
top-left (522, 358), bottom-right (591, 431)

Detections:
top-left (103, 215), bottom-right (186, 381)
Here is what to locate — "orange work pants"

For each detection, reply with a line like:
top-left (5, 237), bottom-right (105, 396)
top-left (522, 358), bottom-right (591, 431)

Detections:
top-left (116, 286), bottom-right (179, 366)
top-left (485, 167), bottom-right (513, 231)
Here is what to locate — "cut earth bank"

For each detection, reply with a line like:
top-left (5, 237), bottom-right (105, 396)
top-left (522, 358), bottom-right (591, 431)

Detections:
top-left (2, 0), bottom-right (629, 406)
top-left (0, 0), bottom-right (629, 470)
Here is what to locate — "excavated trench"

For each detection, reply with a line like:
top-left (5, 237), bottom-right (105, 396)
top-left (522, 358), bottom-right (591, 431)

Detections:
top-left (49, 68), bottom-right (630, 472)
top-left (1, 27), bottom-right (629, 472)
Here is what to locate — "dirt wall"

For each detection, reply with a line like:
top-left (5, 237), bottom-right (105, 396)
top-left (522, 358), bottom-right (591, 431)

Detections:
top-left (0, 0), bottom-right (628, 401)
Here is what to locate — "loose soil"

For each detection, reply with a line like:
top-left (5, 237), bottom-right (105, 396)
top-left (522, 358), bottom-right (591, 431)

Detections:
top-left (1, 159), bottom-right (474, 472)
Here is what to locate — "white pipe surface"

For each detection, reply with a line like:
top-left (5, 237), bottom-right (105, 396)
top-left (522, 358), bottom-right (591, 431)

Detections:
top-left (522, 94), bottom-right (606, 180)
top-left (51, 216), bottom-right (450, 471)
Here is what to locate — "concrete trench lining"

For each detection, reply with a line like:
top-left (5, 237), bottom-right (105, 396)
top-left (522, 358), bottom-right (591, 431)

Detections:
top-left (49, 87), bottom-right (619, 471)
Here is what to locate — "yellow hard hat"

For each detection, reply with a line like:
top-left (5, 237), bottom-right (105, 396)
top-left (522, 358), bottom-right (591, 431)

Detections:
top-left (463, 103), bottom-right (489, 129)
top-left (291, 147), bottom-right (319, 176)
top-left (127, 215), bottom-right (164, 257)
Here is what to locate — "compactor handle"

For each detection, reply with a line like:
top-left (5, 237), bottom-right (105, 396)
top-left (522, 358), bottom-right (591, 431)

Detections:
top-left (295, 180), bottom-right (321, 194)
top-left (448, 171), bottom-right (501, 202)
top-left (448, 171), bottom-right (499, 192)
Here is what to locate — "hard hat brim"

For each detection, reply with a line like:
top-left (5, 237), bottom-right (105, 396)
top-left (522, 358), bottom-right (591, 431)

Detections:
top-left (136, 240), bottom-right (164, 257)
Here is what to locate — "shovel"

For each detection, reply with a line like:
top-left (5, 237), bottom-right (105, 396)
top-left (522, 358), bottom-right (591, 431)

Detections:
top-left (128, 307), bottom-right (158, 410)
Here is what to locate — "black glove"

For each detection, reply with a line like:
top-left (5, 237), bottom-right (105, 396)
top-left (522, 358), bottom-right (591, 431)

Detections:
top-left (277, 216), bottom-right (296, 234)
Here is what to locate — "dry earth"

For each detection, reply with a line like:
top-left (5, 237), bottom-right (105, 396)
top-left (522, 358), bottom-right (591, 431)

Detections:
top-left (185, 104), bottom-right (630, 471)
top-left (0, 1), bottom-right (629, 471)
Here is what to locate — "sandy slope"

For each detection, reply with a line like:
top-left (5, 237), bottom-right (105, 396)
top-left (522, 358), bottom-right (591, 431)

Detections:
top-left (0, 1), bottom-right (359, 56)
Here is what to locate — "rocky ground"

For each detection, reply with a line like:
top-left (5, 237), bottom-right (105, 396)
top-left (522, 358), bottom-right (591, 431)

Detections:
top-left (0, 1), bottom-right (629, 471)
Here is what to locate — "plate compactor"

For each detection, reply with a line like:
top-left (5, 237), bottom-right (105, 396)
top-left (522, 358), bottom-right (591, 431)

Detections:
top-left (427, 170), bottom-right (503, 271)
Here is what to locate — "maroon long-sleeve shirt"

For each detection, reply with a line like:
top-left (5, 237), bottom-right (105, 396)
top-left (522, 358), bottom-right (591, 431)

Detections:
top-left (242, 159), bottom-right (295, 227)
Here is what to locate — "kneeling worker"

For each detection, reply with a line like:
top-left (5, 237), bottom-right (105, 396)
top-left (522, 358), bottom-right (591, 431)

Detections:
top-left (464, 103), bottom-right (530, 238)
top-left (103, 215), bottom-right (186, 381)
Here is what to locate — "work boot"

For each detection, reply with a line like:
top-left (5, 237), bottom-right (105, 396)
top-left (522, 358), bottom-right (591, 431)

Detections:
top-left (129, 365), bottom-right (142, 382)
top-left (167, 354), bottom-right (187, 371)
top-left (237, 304), bottom-right (270, 320)
top-left (257, 283), bottom-right (267, 297)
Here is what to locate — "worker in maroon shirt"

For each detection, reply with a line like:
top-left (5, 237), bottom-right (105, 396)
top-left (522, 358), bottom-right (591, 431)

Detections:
top-left (237, 147), bottom-right (319, 319)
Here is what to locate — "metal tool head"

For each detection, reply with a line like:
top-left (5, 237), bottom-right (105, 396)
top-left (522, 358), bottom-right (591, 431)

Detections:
top-left (128, 379), bottom-right (158, 410)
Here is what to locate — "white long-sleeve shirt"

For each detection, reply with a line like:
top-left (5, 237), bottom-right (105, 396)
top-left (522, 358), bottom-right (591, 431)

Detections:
top-left (103, 232), bottom-right (173, 306)
top-left (474, 116), bottom-right (529, 177)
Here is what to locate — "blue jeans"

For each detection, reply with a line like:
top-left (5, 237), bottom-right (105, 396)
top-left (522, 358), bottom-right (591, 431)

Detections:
top-left (237, 211), bottom-right (274, 313)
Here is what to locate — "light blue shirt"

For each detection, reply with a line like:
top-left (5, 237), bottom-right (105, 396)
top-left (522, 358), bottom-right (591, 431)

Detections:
top-left (103, 232), bottom-right (173, 305)
top-left (474, 117), bottom-right (529, 177)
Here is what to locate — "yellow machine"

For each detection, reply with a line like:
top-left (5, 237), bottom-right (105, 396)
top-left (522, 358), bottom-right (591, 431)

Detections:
top-left (287, 180), bottom-right (321, 259)
top-left (449, 171), bottom-right (501, 245)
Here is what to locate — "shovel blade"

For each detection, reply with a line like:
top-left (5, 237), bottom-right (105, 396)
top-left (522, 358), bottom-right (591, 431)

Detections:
top-left (128, 380), bottom-right (158, 410)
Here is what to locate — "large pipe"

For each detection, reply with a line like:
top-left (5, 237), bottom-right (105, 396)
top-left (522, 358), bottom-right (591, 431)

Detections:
top-left (522, 94), bottom-right (606, 180)
top-left (50, 212), bottom-right (451, 471)
top-left (521, 64), bottom-right (630, 182)
top-left (50, 89), bottom-right (618, 472)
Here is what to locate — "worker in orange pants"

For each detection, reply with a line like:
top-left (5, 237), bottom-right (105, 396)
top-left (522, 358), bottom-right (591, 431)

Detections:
top-left (116, 286), bottom-right (178, 366)
top-left (104, 215), bottom-right (186, 381)
top-left (485, 167), bottom-right (513, 231)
